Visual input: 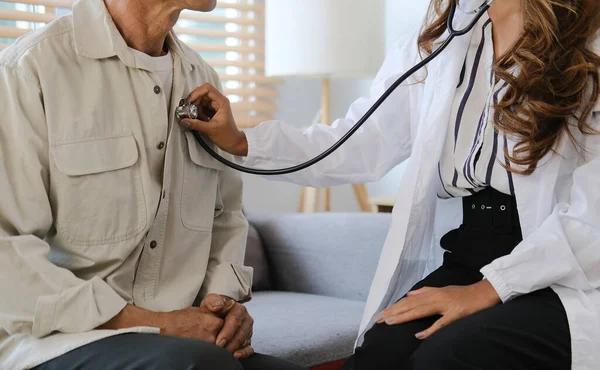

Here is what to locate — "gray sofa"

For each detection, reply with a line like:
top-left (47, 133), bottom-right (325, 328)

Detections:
top-left (243, 212), bottom-right (392, 368)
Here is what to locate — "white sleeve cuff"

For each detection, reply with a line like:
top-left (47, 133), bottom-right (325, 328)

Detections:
top-left (480, 265), bottom-right (521, 303)
top-left (32, 276), bottom-right (127, 338)
top-left (242, 128), bottom-right (263, 167)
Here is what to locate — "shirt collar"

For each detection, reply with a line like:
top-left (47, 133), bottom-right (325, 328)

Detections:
top-left (72, 0), bottom-right (195, 72)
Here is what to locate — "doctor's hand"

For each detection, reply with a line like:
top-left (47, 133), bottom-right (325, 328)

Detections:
top-left (375, 280), bottom-right (502, 340)
top-left (199, 294), bottom-right (255, 360)
top-left (180, 83), bottom-right (249, 157)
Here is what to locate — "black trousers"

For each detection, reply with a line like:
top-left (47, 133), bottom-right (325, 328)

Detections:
top-left (343, 189), bottom-right (571, 370)
top-left (33, 333), bottom-right (308, 370)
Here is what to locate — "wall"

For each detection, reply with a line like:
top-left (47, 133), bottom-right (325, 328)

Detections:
top-left (242, 1), bottom-right (429, 213)
top-left (385, 1), bottom-right (430, 51)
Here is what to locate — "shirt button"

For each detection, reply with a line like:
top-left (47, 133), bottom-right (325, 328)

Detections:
top-left (150, 240), bottom-right (157, 249)
top-left (157, 142), bottom-right (165, 150)
top-left (154, 86), bottom-right (161, 94)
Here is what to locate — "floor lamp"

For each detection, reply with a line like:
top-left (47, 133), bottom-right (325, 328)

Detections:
top-left (265, 0), bottom-right (385, 212)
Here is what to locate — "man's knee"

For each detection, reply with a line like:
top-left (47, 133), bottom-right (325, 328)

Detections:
top-left (152, 338), bottom-right (243, 370)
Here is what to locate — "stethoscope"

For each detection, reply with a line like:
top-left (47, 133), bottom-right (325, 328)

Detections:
top-left (175, 0), bottom-right (495, 176)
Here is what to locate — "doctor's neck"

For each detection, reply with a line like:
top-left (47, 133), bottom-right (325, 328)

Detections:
top-left (487, 0), bottom-right (523, 57)
top-left (487, 0), bottom-right (523, 22)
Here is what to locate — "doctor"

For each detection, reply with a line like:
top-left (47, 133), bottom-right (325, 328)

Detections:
top-left (182, 0), bottom-right (600, 369)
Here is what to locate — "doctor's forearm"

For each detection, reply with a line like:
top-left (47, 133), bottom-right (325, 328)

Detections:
top-left (242, 120), bottom-right (407, 187)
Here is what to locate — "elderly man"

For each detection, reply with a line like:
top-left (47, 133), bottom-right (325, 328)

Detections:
top-left (0, 0), bottom-right (305, 369)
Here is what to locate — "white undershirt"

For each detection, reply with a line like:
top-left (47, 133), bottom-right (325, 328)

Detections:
top-left (130, 48), bottom-right (174, 109)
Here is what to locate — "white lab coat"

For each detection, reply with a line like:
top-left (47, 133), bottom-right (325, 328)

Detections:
top-left (243, 18), bottom-right (600, 370)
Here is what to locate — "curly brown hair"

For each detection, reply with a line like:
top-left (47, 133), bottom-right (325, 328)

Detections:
top-left (418, 0), bottom-right (600, 174)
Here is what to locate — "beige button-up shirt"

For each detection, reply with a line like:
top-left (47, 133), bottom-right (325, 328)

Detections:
top-left (0, 0), bottom-right (252, 368)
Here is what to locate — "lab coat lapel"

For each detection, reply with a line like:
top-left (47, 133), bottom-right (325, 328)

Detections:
top-left (358, 28), bottom-right (474, 343)
top-left (508, 137), bottom-right (562, 238)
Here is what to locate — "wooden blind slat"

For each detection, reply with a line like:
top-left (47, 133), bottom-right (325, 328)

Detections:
top-left (220, 74), bottom-right (282, 84)
top-left (224, 87), bottom-right (278, 98)
top-left (180, 11), bottom-right (262, 27)
top-left (0, 25), bottom-right (28, 38)
top-left (1, 0), bottom-right (72, 8)
top-left (231, 101), bottom-right (277, 113)
top-left (0, 0), bottom-right (263, 12)
top-left (0, 8), bottom-right (57, 23)
top-left (215, 1), bottom-right (264, 12)
top-left (186, 42), bottom-right (263, 55)
top-left (206, 59), bottom-right (264, 69)
top-left (173, 27), bottom-right (264, 41)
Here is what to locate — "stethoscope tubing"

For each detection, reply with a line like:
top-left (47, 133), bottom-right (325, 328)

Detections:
top-left (192, 0), bottom-right (492, 176)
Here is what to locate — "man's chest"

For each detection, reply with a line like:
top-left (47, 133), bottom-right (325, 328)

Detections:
top-left (42, 56), bottom-right (219, 247)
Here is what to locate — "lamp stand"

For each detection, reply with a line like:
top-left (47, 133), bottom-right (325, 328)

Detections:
top-left (298, 78), bottom-right (372, 213)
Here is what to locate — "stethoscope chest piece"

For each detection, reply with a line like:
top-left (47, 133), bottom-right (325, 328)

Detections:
top-left (176, 100), bottom-right (199, 121)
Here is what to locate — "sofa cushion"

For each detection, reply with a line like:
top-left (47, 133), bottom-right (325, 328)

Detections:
top-left (246, 212), bottom-right (390, 301)
top-left (244, 223), bottom-right (271, 291)
top-left (246, 291), bottom-right (364, 368)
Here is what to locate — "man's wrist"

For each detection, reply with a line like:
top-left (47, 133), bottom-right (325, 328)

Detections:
top-left (99, 304), bottom-right (161, 331)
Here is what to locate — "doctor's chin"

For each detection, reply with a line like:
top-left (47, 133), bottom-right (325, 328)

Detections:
top-left (0, 0), bottom-right (598, 369)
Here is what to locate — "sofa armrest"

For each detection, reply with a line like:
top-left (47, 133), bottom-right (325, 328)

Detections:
top-left (246, 212), bottom-right (391, 302)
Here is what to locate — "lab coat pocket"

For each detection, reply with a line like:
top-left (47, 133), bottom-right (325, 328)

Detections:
top-left (50, 133), bottom-right (147, 245)
top-left (181, 131), bottom-right (226, 233)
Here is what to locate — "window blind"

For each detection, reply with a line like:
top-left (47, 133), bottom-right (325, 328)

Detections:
top-left (0, 0), bottom-right (278, 128)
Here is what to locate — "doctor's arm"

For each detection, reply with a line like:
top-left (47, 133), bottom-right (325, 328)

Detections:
top-left (183, 37), bottom-right (423, 188)
top-left (481, 111), bottom-right (600, 301)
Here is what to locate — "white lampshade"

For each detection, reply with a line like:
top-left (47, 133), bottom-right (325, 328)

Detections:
top-left (265, 0), bottom-right (386, 79)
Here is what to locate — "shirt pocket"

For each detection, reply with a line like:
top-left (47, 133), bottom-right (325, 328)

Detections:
top-left (181, 131), bottom-right (226, 233)
top-left (50, 133), bottom-right (147, 245)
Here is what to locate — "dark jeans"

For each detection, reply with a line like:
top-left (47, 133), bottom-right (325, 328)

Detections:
top-left (33, 333), bottom-right (308, 370)
top-left (343, 188), bottom-right (571, 370)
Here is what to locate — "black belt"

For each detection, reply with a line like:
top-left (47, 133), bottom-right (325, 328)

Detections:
top-left (440, 188), bottom-right (523, 270)
top-left (462, 188), bottom-right (520, 234)
top-left (438, 188), bottom-right (523, 270)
